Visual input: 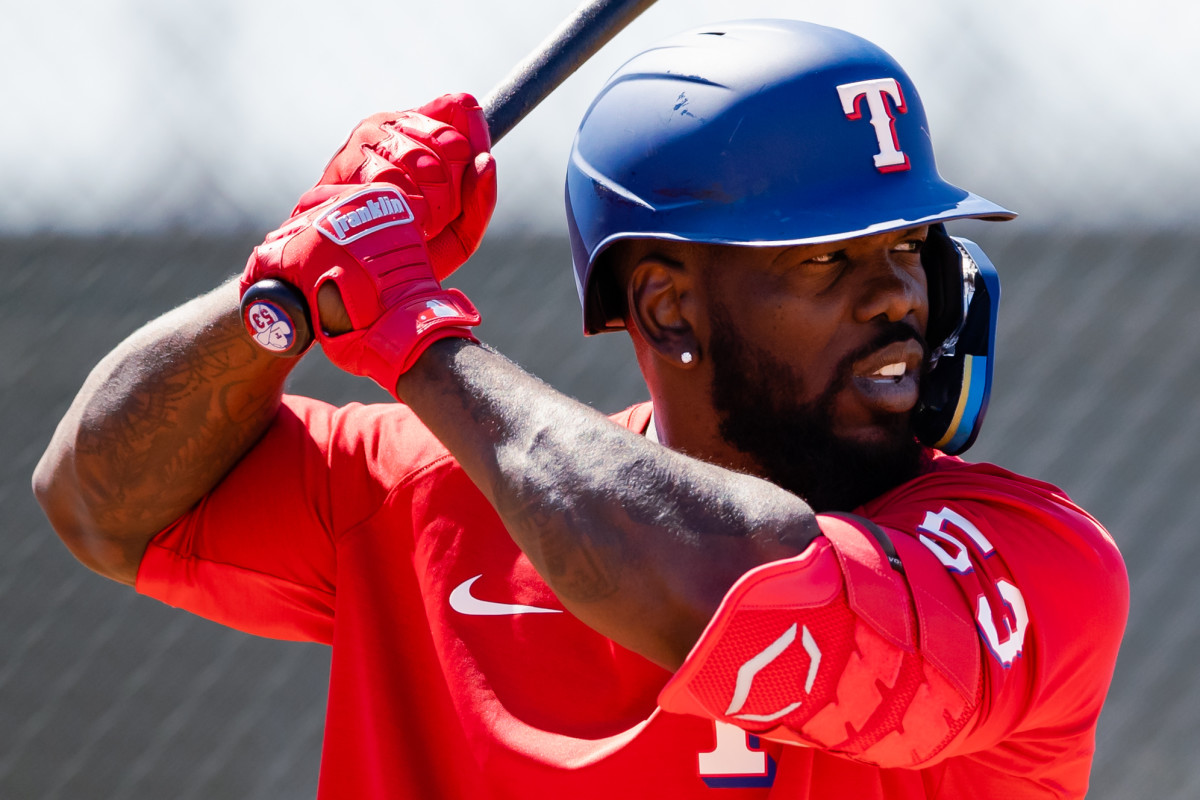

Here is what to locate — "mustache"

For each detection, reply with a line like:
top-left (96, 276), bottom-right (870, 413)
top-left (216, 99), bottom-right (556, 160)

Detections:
top-left (838, 321), bottom-right (929, 377)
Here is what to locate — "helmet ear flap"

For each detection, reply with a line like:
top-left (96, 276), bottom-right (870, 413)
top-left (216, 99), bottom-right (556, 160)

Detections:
top-left (915, 237), bottom-right (1002, 455)
top-left (920, 224), bottom-right (963, 352)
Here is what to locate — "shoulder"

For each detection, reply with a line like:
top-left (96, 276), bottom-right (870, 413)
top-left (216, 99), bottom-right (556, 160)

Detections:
top-left (860, 451), bottom-right (1129, 625)
top-left (858, 455), bottom-right (1128, 734)
top-left (862, 452), bottom-right (1129, 665)
top-left (865, 452), bottom-right (1123, 564)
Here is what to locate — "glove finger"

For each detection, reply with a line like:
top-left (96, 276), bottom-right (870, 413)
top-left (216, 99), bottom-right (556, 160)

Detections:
top-left (461, 100), bottom-right (493, 158)
top-left (359, 128), bottom-right (458, 236)
top-left (426, 230), bottom-right (466, 281)
top-left (389, 114), bottom-right (474, 172)
top-left (316, 265), bottom-right (385, 332)
top-left (318, 110), bottom-right (420, 186)
top-left (428, 151), bottom-right (497, 280)
top-left (416, 93), bottom-right (491, 149)
top-left (397, 94), bottom-right (489, 217)
top-left (411, 93), bottom-right (491, 180)
top-left (383, 119), bottom-right (473, 229)
top-left (312, 97), bottom-right (488, 192)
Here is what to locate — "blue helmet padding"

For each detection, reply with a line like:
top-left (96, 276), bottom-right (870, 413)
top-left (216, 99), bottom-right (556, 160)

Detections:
top-left (938, 355), bottom-right (990, 454)
top-left (916, 238), bottom-right (1001, 455)
top-left (566, 19), bottom-right (1015, 333)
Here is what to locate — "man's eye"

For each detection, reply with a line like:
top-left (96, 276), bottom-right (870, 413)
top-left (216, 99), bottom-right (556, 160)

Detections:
top-left (895, 239), bottom-right (926, 253)
top-left (806, 251), bottom-right (842, 265)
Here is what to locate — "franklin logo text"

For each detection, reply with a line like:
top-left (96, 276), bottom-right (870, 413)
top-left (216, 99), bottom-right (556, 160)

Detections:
top-left (316, 187), bottom-right (415, 245)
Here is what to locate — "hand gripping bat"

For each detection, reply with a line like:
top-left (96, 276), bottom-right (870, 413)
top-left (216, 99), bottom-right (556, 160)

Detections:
top-left (240, 0), bottom-right (659, 357)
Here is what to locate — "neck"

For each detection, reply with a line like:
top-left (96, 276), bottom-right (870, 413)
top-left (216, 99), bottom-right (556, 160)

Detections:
top-left (646, 396), bottom-right (771, 480)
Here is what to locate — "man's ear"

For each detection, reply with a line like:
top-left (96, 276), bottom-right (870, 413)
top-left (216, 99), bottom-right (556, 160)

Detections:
top-left (626, 256), bottom-right (703, 367)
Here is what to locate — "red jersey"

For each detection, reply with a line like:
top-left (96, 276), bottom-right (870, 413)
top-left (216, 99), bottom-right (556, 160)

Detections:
top-left (136, 397), bottom-right (1127, 799)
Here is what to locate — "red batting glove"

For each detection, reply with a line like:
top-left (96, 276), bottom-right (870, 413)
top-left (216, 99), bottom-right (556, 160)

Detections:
top-left (242, 183), bottom-right (480, 397)
top-left (293, 93), bottom-right (496, 281)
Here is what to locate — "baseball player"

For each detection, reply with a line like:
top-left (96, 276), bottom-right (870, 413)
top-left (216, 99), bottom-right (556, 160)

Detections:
top-left (34, 20), bottom-right (1127, 799)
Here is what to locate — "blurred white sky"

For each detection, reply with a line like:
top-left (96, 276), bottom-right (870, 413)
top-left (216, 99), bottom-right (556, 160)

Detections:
top-left (1, 0), bottom-right (1196, 234)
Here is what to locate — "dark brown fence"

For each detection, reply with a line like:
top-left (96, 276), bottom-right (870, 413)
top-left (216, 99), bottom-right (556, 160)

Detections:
top-left (2, 226), bottom-right (1197, 797)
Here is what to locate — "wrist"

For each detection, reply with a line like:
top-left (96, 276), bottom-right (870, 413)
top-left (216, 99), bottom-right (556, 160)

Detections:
top-left (392, 336), bottom-right (479, 400)
top-left (320, 287), bottom-right (481, 400)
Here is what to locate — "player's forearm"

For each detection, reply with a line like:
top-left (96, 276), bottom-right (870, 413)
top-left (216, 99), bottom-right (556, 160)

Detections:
top-left (32, 278), bottom-right (296, 585)
top-left (396, 338), bottom-right (820, 669)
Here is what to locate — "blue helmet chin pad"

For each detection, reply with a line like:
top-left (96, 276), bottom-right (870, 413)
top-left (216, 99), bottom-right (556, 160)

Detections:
top-left (914, 237), bottom-right (1001, 455)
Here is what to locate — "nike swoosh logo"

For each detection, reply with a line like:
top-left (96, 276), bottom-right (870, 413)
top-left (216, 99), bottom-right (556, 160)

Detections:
top-left (449, 574), bottom-right (562, 616)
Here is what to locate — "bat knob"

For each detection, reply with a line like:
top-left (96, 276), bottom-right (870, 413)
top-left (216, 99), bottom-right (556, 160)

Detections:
top-left (240, 279), bottom-right (314, 358)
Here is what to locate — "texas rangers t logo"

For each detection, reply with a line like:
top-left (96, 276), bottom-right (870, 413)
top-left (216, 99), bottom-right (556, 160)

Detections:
top-left (836, 77), bottom-right (911, 173)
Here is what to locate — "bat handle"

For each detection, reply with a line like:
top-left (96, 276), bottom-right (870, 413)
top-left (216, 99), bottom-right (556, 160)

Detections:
top-left (239, 279), bottom-right (314, 359)
top-left (481, 0), bottom-right (659, 142)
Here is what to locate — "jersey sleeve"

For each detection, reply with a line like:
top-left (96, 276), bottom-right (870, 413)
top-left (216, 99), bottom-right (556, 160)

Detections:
top-left (134, 395), bottom-right (447, 644)
top-left (658, 461), bottom-right (1129, 775)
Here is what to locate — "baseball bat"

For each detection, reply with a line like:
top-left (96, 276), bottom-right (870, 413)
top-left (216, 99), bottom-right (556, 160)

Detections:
top-left (240, 0), bottom-right (659, 357)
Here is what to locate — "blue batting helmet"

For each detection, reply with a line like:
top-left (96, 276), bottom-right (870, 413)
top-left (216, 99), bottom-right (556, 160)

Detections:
top-left (564, 18), bottom-right (1015, 453)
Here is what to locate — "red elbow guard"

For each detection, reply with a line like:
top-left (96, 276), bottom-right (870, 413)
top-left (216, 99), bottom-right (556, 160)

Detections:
top-left (659, 516), bottom-right (982, 768)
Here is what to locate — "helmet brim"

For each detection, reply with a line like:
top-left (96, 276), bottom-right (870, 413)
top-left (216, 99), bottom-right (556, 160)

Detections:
top-left (589, 188), bottom-right (1015, 257)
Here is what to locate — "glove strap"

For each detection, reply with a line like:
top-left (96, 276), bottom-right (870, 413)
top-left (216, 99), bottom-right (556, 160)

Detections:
top-left (324, 288), bottom-right (481, 399)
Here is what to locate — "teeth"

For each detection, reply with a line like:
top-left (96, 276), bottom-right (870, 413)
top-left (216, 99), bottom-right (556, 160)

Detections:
top-left (873, 362), bottom-right (906, 378)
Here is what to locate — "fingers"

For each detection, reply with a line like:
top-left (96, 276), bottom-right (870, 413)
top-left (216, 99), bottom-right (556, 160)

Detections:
top-left (315, 95), bottom-right (491, 196)
top-left (301, 95), bottom-right (496, 282)
top-left (417, 93), bottom-right (492, 154)
top-left (374, 120), bottom-right (470, 236)
top-left (316, 280), bottom-right (354, 336)
top-left (369, 95), bottom-right (491, 233)
top-left (315, 264), bottom-right (387, 333)
top-left (428, 151), bottom-right (497, 280)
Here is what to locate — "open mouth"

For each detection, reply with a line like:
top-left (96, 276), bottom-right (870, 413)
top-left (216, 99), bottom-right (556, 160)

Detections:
top-left (869, 361), bottom-right (907, 383)
top-left (849, 340), bottom-right (925, 414)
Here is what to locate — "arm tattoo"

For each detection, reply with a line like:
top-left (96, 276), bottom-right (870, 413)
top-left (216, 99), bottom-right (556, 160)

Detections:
top-left (494, 491), bottom-right (625, 604)
top-left (73, 306), bottom-right (287, 536)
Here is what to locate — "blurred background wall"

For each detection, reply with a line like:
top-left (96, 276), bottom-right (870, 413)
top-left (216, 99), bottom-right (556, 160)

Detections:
top-left (3, 1), bottom-right (1198, 796)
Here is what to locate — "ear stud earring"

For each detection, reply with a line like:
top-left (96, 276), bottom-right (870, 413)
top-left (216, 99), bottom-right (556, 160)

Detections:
top-left (681, 351), bottom-right (694, 364)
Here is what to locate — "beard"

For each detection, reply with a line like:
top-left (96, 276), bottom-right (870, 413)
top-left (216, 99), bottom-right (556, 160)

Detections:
top-left (708, 305), bottom-right (927, 512)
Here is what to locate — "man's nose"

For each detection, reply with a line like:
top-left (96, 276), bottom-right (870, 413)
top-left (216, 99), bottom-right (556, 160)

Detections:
top-left (853, 257), bottom-right (928, 328)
